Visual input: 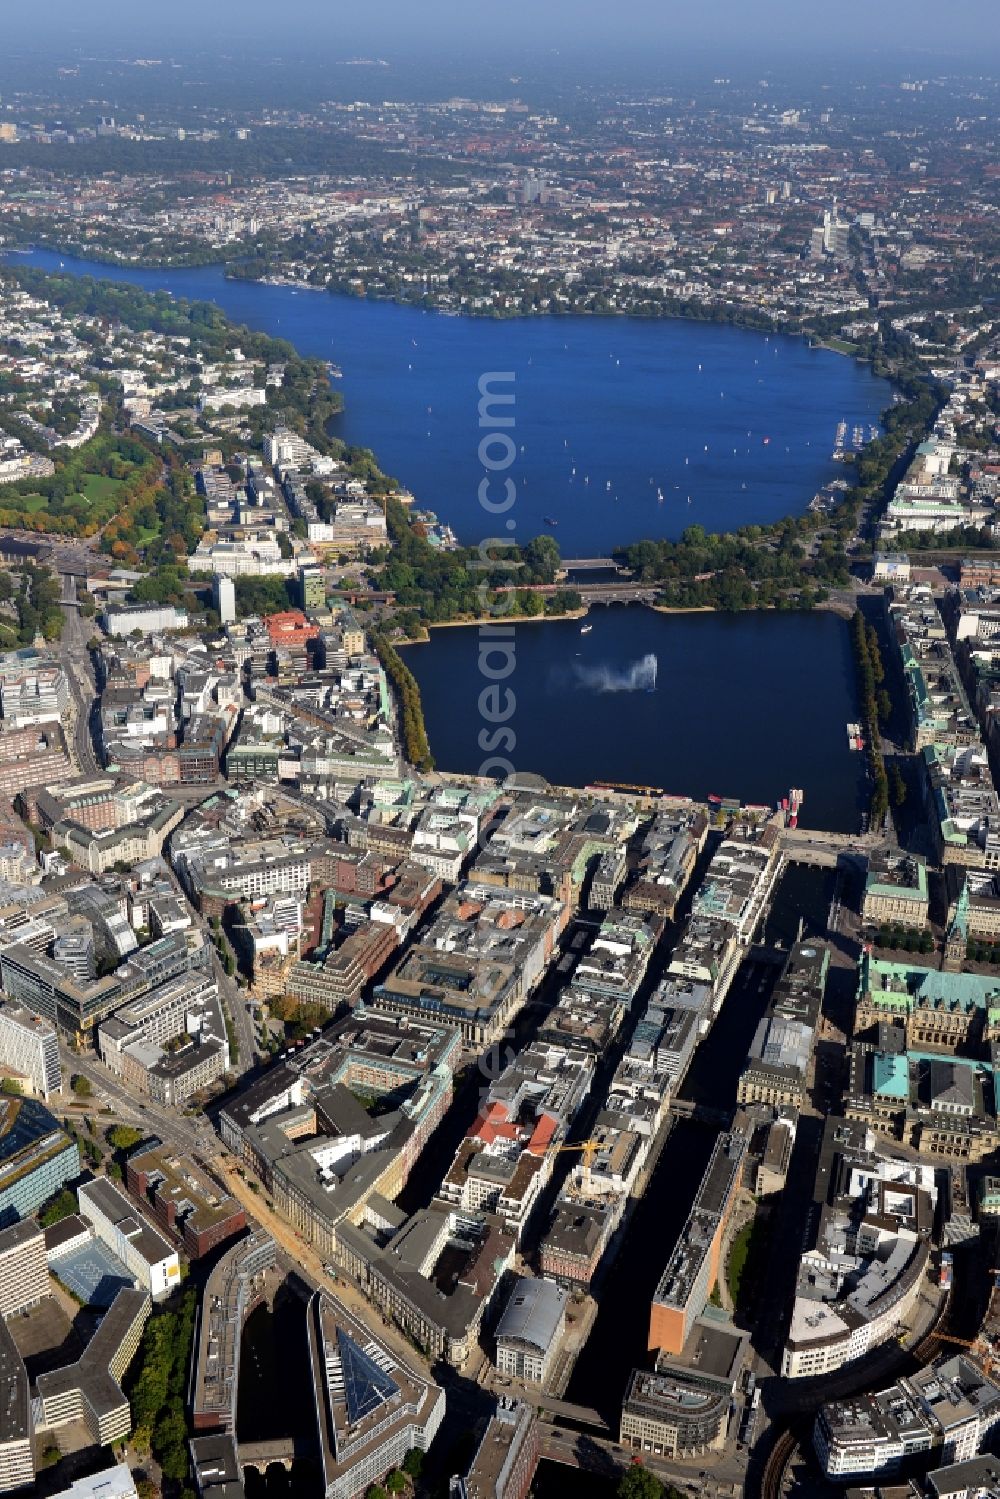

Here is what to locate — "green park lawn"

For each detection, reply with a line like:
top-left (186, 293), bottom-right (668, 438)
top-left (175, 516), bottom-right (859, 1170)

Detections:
top-left (80, 473), bottom-right (125, 503)
top-left (0, 472), bottom-right (126, 528)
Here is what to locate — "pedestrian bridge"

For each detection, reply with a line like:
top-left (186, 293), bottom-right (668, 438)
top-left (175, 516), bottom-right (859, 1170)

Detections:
top-left (560, 557), bottom-right (622, 571)
top-left (668, 1098), bottom-right (731, 1126)
top-left (238, 1435), bottom-right (316, 1472)
top-left (534, 1394), bottom-right (609, 1430)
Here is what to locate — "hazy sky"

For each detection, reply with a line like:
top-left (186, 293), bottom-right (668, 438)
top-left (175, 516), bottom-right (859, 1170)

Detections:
top-left (4, 0), bottom-right (998, 61)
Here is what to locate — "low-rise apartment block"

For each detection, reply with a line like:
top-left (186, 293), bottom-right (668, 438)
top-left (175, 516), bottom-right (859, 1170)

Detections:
top-left (126, 1144), bottom-right (246, 1259)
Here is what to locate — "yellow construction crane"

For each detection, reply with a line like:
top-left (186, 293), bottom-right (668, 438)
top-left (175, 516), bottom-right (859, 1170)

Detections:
top-left (530, 1138), bottom-right (602, 1170)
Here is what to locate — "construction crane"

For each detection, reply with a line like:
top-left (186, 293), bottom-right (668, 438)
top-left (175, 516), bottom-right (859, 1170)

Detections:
top-left (530, 1138), bottom-right (602, 1171)
top-left (926, 1331), bottom-right (996, 1376)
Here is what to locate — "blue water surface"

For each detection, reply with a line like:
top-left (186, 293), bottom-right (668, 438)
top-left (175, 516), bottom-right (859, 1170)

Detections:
top-left (14, 249), bottom-right (889, 554)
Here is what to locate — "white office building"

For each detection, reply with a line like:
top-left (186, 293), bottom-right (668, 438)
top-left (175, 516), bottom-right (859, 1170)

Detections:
top-left (213, 573), bottom-right (236, 625)
top-left (77, 1178), bottom-right (180, 1301)
top-left (48, 1465), bottom-right (138, 1499)
top-left (0, 1001), bottom-right (60, 1100)
top-left (102, 605), bottom-right (189, 639)
top-left (0, 656), bottom-right (68, 727)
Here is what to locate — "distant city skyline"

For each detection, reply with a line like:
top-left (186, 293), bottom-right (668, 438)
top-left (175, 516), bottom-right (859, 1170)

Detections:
top-left (3, 0), bottom-right (998, 60)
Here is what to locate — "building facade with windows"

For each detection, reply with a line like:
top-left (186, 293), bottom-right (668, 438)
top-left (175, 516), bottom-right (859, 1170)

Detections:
top-left (78, 1179), bottom-right (180, 1301)
top-left (494, 1278), bottom-right (568, 1386)
top-left (0, 1318), bottom-right (31, 1495)
top-left (0, 1002), bottom-right (60, 1100)
top-left (0, 1096), bottom-right (79, 1228)
top-left (0, 1219), bottom-right (48, 1317)
top-left (306, 1289), bottom-right (444, 1499)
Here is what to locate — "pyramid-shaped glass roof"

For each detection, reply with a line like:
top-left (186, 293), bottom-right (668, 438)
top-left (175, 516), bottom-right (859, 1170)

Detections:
top-left (336, 1327), bottom-right (399, 1425)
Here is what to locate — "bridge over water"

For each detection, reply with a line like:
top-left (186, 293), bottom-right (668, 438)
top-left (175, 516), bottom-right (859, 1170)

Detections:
top-left (497, 579), bottom-right (658, 603)
top-left (238, 1435), bottom-right (317, 1473)
top-left (668, 1098), bottom-right (732, 1126)
top-left (559, 557), bottom-right (624, 572)
top-left (779, 828), bottom-right (889, 868)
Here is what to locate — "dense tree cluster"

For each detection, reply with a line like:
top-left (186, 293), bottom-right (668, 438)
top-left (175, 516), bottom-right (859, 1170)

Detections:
top-left (852, 608), bottom-right (890, 828)
top-left (617, 1465), bottom-right (669, 1499)
top-left (877, 924), bottom-right (934, 954)
top-left (615, 522), bottom-right (844, 611)
top-left (4, 128), bottom-right (465, 188)
top-left (0, 563), bottom-right (63, 646)
top-left (38, 1188), bottom-right (78, 1228)
top-left (129, 1288), bottom-right (198, 1490)
top-left (268, 993), bottom-right (328, 1039)
top-left (0, 429), bottom-right (156, 539)
top-left (106, 1124), bottom-right (145, 1152)
top-left (372, 632), bottom-right (434, 772)
top-left (232, 576), bottom-right (298, 617)
top-left (376, 497), bottom-right (571, 632)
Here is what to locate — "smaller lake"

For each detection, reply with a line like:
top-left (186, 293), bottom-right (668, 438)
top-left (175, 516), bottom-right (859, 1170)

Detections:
top-left (405, 605), bottom-right (865, 831)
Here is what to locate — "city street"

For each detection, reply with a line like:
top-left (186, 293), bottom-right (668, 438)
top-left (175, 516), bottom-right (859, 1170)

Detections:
top-left (210, 1151), bottom-right (436, 1374)
top-left (59, 572), bottom-right (100, 775)
top-left (58, 1042), bottom-right (216, 1159)
top-left (57, 570), bottom-right (259, 1073)
top-left (538, 1418), bottom-right (748, 1494)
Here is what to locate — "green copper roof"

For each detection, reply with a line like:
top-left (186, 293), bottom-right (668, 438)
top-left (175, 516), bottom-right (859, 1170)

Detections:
top-left (860, 950), bottom-right (1000, 1012)
top-left (872, 1052), bottom-right (910, 1099)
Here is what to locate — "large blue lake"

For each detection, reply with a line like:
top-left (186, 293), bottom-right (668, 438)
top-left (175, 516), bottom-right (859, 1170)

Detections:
top-left (13, 249), bottom-right (889, 556)
top-left (12, 250), bottom-right (871, 825)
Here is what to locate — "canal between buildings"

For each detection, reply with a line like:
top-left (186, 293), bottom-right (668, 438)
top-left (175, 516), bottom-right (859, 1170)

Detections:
top-left (565, 862), bottom-right (834, 1421)
top-left (232, 863), bottom-right (833, 1485)
top-left (238, 1293), bottom-right (319, 1499)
